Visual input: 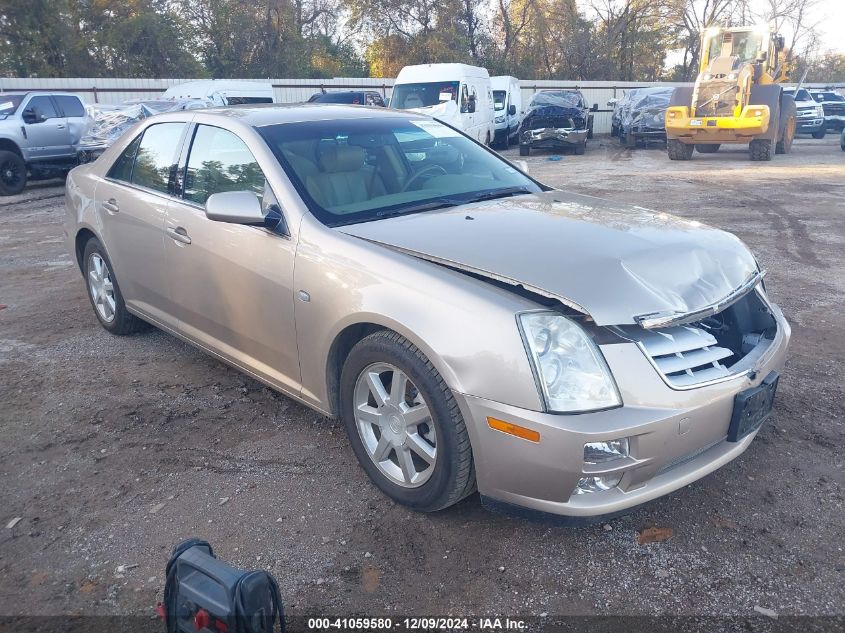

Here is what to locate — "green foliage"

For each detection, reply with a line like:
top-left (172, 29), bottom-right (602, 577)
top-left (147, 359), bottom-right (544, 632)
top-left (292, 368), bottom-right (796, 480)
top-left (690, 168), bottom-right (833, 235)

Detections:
top-left (0, 0), bottom-right (837, 81)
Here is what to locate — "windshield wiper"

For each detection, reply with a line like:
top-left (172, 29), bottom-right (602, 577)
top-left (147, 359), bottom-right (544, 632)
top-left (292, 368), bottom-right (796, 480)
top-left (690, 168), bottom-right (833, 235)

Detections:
top-left (461, 187), bottom-right (533, 204)
top-left (376, 199), bottom-right (461, 218)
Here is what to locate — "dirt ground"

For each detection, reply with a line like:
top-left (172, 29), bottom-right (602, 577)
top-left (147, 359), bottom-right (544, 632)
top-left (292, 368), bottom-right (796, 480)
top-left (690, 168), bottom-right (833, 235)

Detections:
top-left (1, 135), bottom-right (844, 623)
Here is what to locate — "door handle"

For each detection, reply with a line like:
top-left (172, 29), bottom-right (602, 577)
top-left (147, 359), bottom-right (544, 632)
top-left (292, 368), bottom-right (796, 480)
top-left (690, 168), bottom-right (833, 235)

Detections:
top-left (102, 198), bottom-right (119, 213)
top-left (166, 226), bottom-right (192, 245)
top-left (56, 124), bottom-right (65, 129)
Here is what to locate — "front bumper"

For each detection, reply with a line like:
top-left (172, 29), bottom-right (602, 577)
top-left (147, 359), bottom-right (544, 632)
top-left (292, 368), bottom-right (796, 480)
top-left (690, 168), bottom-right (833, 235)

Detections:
top-left (796, 116), bottom-right (825, 133)
top-left (521, 127), bottom-right (588, 148)
top-left (823, 114), bottom-right (845, 130)
top-left (665, 105), bottom-right (771, 142)
top-left (456, 304), bottom-right (791, 518)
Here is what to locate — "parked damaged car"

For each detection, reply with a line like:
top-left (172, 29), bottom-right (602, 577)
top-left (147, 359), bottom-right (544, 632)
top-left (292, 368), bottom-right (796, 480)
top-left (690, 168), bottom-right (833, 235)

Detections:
top-left (519, 90), bottom-right (596, 156)
top-left (65, 105), bottom-right (790, 521)
top-left (618, 87), bottom-right (673, 148)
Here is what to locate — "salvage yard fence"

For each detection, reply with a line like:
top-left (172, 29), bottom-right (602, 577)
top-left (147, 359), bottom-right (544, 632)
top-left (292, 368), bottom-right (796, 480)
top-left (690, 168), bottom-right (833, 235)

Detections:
top-left (0, 77), bottom-right (840, 135)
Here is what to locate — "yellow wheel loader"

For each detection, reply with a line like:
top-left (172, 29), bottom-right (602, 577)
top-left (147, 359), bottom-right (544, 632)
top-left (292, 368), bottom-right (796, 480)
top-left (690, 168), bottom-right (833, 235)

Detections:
top-left (665, 25), bottom-right (797, 161)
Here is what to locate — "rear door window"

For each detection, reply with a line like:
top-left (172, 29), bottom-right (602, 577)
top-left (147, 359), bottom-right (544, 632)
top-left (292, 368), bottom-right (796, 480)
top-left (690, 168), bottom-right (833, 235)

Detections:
top-left (183, 125), bottom-right (266, 205)
top-left (130, 122), bottom-right (186, 194)
top-left (54, 96), bottom-right (85, 117)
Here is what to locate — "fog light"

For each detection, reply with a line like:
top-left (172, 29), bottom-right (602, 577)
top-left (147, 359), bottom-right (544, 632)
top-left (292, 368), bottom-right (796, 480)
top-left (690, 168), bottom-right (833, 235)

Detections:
top-left (584, 438), bottom-right (629, 464)
top-left (574, 474), bottom-right (622, 495)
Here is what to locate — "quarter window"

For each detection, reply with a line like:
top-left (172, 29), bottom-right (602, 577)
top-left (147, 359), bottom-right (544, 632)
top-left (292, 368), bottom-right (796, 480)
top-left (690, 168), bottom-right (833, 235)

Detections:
top-left (130, 122), bottom-right (186, 194)
top-left (183, 125), bottom-right (266, 205)
top-left (27, 96), bottom-right (58, 121)
top-left (107, 135), bottom-right (142, 182)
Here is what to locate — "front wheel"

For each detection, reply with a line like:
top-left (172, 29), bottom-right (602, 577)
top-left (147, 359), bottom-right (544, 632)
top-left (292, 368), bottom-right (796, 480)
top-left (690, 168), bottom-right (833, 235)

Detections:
top-left (519, 144), bottom-right (530, 156)
top-left (667, 139), bottom-right (694, 160)
top-left (574, 141), bottom-right (586, 155)
top-left (340, 330), bottom-right (476, 512)
top-left (0, 150), bottom-right (27, 196)
top-left (811, 127), bottom-right (826, 140)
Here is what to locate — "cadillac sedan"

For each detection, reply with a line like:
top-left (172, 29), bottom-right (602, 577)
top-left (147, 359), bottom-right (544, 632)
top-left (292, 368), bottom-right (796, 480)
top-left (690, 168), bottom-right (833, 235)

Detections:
top-left (65, 105), bottom-right (790, 521)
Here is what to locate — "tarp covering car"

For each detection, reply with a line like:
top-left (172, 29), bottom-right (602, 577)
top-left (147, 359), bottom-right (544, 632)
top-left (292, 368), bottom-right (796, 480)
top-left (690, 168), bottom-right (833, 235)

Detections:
top-left (621, 87), bottom-right (673, 130)
top-left (77, 99), bottom-right (212, 162)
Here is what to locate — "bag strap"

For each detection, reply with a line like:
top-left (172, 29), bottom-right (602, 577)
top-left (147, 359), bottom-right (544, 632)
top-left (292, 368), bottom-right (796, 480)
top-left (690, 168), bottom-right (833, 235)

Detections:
top-left (233, 570), bottom-right (285, 633)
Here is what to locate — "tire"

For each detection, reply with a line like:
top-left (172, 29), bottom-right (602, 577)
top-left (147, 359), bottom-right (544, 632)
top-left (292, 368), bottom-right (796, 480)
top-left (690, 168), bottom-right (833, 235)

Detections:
top-left (776, 116), bottom-right (795, 154)
top-left (695, 144), bottom-right (720, 153)
top-left (624, 132), bottom-right (637, 149)
top-left (519, 144), bottom-right (530, 156)
top-left (503, 129), bottom-right (510, 150)
top-left (811, 127), bottom-right (826, 139)
top-left (574, 142), bottom-right (586, 155)
top-left (82, 237), bottom-right (148, 335)
top-left (340, 330), bottom-right (476, 512)
top-left (485, 131), bottom-right (491, 146)
top-left (749, 138), bottom-right (773, 161)
top-left (587, 120), bottom-right (594, 140)
top-left (0, 150), bottom-right (27, 196)
top-left (667, 139), bottom-right (694, 160)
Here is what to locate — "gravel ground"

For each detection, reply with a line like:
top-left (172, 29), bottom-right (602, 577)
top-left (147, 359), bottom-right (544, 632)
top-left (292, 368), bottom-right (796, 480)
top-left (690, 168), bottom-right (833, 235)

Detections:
top-left (0, 135), bottom-right (843, 623)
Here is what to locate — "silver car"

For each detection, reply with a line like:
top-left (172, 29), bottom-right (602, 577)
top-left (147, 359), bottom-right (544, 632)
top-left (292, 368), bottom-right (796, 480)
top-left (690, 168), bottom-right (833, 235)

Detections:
top-left (64, 105), bottom-right (790, 521)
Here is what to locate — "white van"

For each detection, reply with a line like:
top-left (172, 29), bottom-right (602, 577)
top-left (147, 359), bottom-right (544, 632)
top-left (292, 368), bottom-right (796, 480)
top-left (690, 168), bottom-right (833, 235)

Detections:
top-left (490, 76), bottom-right (522, 148)
top-left (161, 80), bottom-right (275, 106)
top-left (390, 63), bottom-right (496, 145)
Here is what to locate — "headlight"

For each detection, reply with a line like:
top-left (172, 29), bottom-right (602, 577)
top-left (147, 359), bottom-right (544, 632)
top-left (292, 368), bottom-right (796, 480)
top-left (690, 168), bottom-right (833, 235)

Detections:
top-left (817, 106), bottom-right (824, 117)
top-left (518, 312), bottom-right (622, 413)
top-left (495, 115), bottom-right (505, 123)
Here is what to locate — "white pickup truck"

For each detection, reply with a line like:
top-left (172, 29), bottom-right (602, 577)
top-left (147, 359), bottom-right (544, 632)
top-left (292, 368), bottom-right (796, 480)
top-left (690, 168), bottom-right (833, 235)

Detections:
top-left (0, 91), bottom-right (88, 195)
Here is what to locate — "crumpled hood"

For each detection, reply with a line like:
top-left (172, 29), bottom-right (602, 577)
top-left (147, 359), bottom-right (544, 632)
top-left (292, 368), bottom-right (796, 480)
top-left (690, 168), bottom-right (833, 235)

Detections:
top-left (338, 190), bottom-right (759, 326)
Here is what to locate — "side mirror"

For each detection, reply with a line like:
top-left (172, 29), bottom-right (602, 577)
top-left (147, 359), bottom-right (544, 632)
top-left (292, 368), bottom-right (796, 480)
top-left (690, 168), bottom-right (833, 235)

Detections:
top-left (508, 104), bottom-right (516, 116)
top-left (755, 50), bottom-right (768, 62)
top-left (591, 103), bottom-right (599, 112)
top-left (205, 191), bottom-right (287, 234)
top-left (466, 99), bottom-right (476, 113)
top-left (22, 108), bottom-right (43, 124)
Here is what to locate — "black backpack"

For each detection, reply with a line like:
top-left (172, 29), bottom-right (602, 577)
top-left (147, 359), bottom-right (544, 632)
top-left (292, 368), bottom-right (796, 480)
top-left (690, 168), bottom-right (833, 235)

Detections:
top-left (160, 538), bottom-right (285, 633)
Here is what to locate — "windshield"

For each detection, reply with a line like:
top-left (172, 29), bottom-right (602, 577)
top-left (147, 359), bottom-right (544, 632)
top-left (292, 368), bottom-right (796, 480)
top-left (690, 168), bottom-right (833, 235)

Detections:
top-left (0, 95), bottom-right (25, 117)
top-left (729, 31), bottom-right (765, 63)
top-left (529, 91), bottom-right (580, 108)
top-left (789, 89), bottom-right (812, 102)
top-left (813, 92), bottom-right (844, 102)
top-left (493, 91), bottom-right (507, 111)
top-left (258, 117), bottom-right (542, 227)
top-left (310, 92), bottom-right (360, 104)
top-left (390, 82), bottom-right (459, 109)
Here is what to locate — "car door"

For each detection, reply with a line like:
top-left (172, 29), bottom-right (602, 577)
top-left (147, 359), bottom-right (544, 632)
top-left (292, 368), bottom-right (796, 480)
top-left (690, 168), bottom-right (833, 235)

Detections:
top-left (53, 95), bottom-right (88, 153)
top-left (20, 96), bottom-right (69, 159)
top-left (95, 121), bottom-right (188, 328)
top-left (164, 123), bottom-right (301, 395)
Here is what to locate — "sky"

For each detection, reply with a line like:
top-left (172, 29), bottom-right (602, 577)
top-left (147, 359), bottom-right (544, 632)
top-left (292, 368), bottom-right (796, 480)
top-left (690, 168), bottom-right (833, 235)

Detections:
top-left (815, 1), bottom-right (845, 53)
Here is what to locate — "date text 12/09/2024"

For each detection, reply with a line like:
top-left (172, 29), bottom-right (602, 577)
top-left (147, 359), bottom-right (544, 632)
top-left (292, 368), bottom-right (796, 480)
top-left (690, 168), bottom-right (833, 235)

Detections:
top-left (307, 617), bottom-right (529, 630)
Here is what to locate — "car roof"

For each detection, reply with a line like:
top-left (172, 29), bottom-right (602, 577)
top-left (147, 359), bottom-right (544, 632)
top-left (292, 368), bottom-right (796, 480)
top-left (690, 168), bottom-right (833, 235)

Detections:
top-left (160, 103), bottom-right (421, 127)
top-left (0, 91), bottom-right (82, 98)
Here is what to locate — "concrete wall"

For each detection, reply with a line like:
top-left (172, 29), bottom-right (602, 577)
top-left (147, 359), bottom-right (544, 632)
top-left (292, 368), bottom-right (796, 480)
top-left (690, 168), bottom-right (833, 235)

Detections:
top-left (1, 76), bottom-right (840, 135)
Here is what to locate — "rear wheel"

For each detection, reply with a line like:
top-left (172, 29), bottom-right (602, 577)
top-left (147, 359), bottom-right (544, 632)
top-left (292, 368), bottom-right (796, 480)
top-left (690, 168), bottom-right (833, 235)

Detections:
top-left (695, 144), bottom-right (720, 153)
top-left (519, 144), bottom-right (530, 156)
top-left (0, 150), bottom-right (27, 196)
top-left (82, 238), bottom-right (148, 335)
top-left (749, 138), bottom-right (773, 161)
top-left (776, 116), bottom-right (796, 154)
top-left (667, 139), bottom-right (693, 160)
top-left (340, 330), bottom-right (476, 512)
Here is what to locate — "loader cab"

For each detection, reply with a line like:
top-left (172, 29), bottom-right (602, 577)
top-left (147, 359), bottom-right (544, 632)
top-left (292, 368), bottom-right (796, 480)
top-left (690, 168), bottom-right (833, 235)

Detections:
top-left (699, 25), bottom-right (787, 83)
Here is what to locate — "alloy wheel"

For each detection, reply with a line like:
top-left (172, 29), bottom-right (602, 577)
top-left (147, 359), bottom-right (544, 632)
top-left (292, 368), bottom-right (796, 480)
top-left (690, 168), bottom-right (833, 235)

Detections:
top-left (353, 362), bottom-right (437, 488)
top-left (1, 159), bottom-right (22, 188)
top-left (87, 253), bottom-right (116, 323)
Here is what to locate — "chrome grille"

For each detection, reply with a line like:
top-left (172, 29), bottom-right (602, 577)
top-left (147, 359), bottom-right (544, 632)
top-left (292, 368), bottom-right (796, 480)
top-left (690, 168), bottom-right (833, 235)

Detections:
top-left (626, 325), bottom-right (734, 388)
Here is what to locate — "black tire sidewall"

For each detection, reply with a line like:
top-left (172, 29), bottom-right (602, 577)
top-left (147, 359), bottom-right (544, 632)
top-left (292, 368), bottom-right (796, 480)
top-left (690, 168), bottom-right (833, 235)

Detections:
top-left (339, 333), bottom-right (464, 512)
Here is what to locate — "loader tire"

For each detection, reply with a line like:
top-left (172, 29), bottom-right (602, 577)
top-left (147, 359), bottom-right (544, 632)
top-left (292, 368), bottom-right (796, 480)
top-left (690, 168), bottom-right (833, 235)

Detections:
top-left (776, 116), bottom-right (795, 154)
top-left (667, 139), bottom-right (693, 160)
top-left (695, 144), bottom-right (720, 153)
top-left (749, 138), bottom-right (773, 161)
